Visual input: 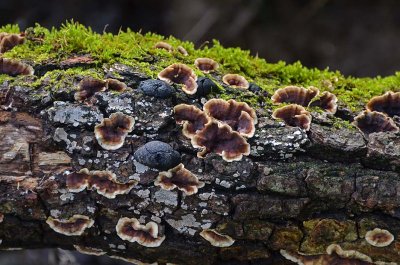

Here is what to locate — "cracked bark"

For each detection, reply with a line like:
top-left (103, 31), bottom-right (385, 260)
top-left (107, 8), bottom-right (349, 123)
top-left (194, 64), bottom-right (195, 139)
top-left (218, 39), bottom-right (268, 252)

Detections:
top-left (1, 63), bottom-right (400, 265)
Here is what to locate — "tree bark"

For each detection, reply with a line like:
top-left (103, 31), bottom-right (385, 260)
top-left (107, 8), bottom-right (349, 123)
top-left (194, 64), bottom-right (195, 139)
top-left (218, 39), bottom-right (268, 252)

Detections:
top-left (1, 63), bottom-right (400, 265)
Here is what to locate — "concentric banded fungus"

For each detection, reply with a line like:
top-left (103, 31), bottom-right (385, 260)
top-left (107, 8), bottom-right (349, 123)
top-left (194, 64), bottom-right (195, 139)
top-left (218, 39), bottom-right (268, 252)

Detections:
top-left (199, 229), bottom-right (235, 247)
top-left (194, 58), bottom-right (219, 73)
top-left (116, 217), bottom-right (165, 247)
top-left (0, 58), bottom-right (34, 76)
top-left (154, 41), bottom-right (173, 52)
top-left (177, 46), bottom-right (188, 56)
top-left (89, 170), bottom-right (137, 199)
top-left (272, 104), bottom-right (312, 131)
top-left (94, 112), bottom-right (135, 150)
top-left (46, 214), bottom-right (94, 236)
top-left (105, 78), bottom-right (128, 92)
top-left (203, 98), bottom-right (258, 137)
top-left (158, 63), bottom-right (198, 95)
top-left (353, 111), bottom-right (399, 136)
top-left (192, 121), bottom-right (250, 162)
top-left (271, 86), bottom-right (319, 106)
top-left (174, 104), bottom-right (210, 138)
top-left (222, 74), bottom-right (249, 89)
top-left (367, 91), bottom-right (400, 117)
top-left (74, 77), bottom-right (107, 102)
top-left (74, 245), bottom-right (106, 256)
top-left (66, 168), bottom-right (90, 192)
top-left (365, 228), bottom-right (394, 247)
top-left (155, 163), bottom-right (205, 195)
top-left (0, 33), bottom-right (25, 53)
top-left (308, 91), bottom-right (338, 114)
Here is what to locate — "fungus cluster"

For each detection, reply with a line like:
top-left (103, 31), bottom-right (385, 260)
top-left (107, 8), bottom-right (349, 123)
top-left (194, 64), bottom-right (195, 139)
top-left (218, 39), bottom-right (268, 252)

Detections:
top-left (155, 163), bottom-right (204, 195)
top-left (174, 98), bottom-right (257, 162)
top-left (158, 63), bottom-right (198, 94)
top-left (353, 91), bottom-right (400, 135)
top-left (94, 112), bottom-right (135, 150)
top-left (271, 86), bottom-right (338, 130)
top-left (0, 58), bottom-right (34, 76)
top-left (75, 77), bottom-right (128, 102)
top-left (0, 33), bottom-right (25, 53)
top-left (66, 168), bottom-right (137, 199)
top-left (199, 229), bottom-right (235, 247)
top-left (154, 41), bottom-right (188, 56)
top-left (46, 214), bottom-right (94, 236)
top-left (116, 217), bottom-right (165, 247)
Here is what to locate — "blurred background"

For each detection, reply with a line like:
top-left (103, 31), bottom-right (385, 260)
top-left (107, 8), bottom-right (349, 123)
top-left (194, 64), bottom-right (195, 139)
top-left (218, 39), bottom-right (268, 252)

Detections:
top-left (0, 0), bottom-right (399, 264)
top-left (1, 0), bottom-right (400, 77)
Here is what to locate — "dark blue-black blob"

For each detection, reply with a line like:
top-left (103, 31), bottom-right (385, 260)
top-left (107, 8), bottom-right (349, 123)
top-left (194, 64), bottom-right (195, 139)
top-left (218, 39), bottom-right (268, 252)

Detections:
top-left (138, 79), bottom-right (175, 98)
top-left (134, 141), bottom-right (181, 170)
top-left (195, 77), bottom-right (218, 96)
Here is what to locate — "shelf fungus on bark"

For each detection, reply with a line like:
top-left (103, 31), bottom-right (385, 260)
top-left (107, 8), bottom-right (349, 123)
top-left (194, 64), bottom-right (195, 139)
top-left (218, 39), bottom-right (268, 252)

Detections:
top-left (272, 104), bottom-right (312, 131)
top-left (174, 104), bottom-right (210, 139)
top-left (0, 58), bottom-right (34, 76)
top-left (67, 169), bottom-right (137, 199)
top-left (280, 243), bottom-right (373, 265)
top-left (203, 98), bottom-right (258, 138)
top-left (191, 121), bottom-right (250, 162)
top-left (158, 63), bottom-right (198, 95)
top-left (366, 91), bottom-right (400, 117)
top-left (74, 245), bottom-right (106, 256)
top-left (116, 217), bottom-right (165, 248)
top-left (94, 112), bottom-right (135, 150)
top-left (194, 58), bottom-right (219, 73)
top-left (271, 86), bottom-right (319, 106)
top-left (0, 33), bottom-right (25, 53)
top-left (222, 74), bottom-right (249, 89)
top-left (66, 168), bottom-right (91, 192)
top-left (74, 77), bottom-right (107, 102)
top-left (177, 45), bottom-right (188, 56)
top-left (353, 111), bottom-right (399, 136)
top-left (105, 78), bottom-right (128, 92)
top-left (155, 163), bottom-right (205, 195)
top-left (308, 91), bottom-right (338, 114)
top-left (154, 41), bottom-right (173, 52)
top-left (365, 228), bottom-right (394, 247)
top-left (199, 229), bottom-right (235, 247)
top-left (46, 214), bottom-right (94, 236)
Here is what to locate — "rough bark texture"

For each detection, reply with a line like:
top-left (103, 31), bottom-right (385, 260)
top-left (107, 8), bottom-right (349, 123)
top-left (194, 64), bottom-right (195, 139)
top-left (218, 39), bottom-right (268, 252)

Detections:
top-left (1, 63), bottom-right (400, 265)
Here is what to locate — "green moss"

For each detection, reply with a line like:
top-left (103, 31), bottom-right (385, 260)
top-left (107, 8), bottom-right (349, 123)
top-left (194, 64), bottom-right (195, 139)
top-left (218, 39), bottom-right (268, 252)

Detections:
top-left (1, 21), bottom-right (400, 113)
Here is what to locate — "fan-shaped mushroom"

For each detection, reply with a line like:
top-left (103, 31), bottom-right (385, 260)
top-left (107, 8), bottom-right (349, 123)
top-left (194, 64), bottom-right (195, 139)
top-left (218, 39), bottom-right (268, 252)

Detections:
top-left (271, 86), bottom-right (319, 106)
top-left (158, 63), bottom-right (197, 95)
top-left (272, 104), bottom-right (312, 131)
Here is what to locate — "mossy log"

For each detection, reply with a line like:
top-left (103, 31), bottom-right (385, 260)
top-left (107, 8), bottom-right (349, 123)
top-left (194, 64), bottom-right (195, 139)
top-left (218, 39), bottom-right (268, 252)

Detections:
top-left (1, 23), bottom-right (400, 265)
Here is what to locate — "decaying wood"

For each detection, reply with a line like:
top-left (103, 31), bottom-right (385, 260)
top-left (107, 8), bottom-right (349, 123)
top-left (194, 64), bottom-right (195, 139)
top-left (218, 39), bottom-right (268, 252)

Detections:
top-left (1, 63), bottom-right (400, 265)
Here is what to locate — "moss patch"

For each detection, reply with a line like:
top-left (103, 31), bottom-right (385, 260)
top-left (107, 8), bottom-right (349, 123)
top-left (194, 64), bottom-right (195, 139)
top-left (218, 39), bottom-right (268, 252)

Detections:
top-left (1, 21), bottom-right (400, 113)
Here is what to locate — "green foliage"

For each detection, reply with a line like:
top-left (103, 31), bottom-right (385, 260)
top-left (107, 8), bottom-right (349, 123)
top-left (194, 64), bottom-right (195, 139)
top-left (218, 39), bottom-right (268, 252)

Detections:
top-left (1, 21), bottom-right (400, 112)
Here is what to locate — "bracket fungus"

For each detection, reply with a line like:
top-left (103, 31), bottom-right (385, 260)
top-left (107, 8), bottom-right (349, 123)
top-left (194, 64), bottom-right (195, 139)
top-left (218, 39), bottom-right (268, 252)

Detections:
top-left (74, 245), bottom-right (106, 256)
top-left (0, 33), bottom-right (25, 53)
top-left (366, 91), bottom-right (400, 117)
top-left (0, 58), bottom-right (34, 76)
top-left (158, 63), bottom-right (198, 95)
top-left (174, 104), bottom-right (210, 139)
top-left (199, 229), bottom-right (235, 248)
top-left (155, 163), bottom-right (205, 195)
top-left (94, 112), bottom-right (135, 150)
top-left (222, 74), bottom-right (249, 89)
top-left (194, 58), bottom-right (219, 73)
top-left (67, 169), bottom-right (137, 199)
top-left (353, 111), bottom-right (399, 136)
top-left (105, 78), bottom-right (128, 92)
top-left (308, 91), bottom-right (338, 114)
top-left (46, 214), bottom-right (94, 236)
top-left (365, 228), bottom-right (394, 247)
top-left (177, 45), bottom-right (188, 56)
top-left (272, 104), bottom-right (312, 131)
top-left (192, 121), bottom-right (250, 162)
top-left (74, 77), bottom-right (107, 102)
top-left (154, 41), bottom-right (173, 52)
top-left (116, 217), bottom-right (165, 248)
top-left (271, 86), bottom-right (319, 106)
top-left (203, 98), bottom-right (258, 137)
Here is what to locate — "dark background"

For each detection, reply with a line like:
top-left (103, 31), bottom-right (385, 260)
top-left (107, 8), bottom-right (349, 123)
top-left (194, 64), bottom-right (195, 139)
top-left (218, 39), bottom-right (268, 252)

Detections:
top-left (1, 0), bottom-right (400, 77)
